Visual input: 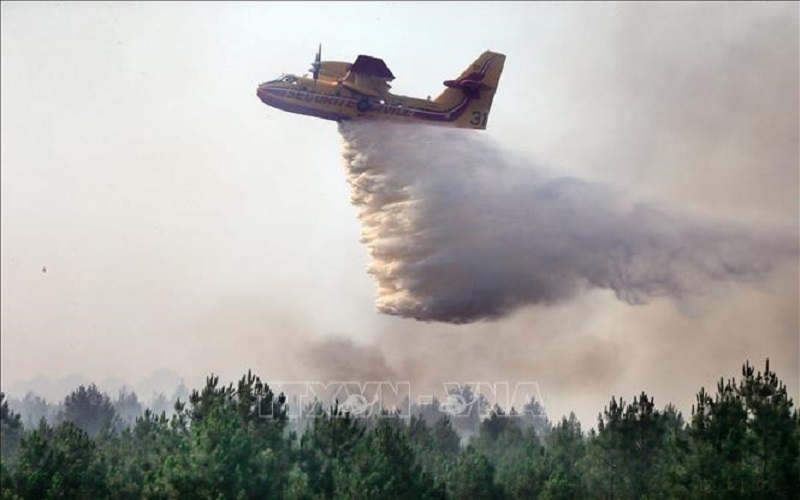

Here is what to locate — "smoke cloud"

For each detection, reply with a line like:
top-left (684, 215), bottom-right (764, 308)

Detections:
top-left (338, 121), bottom-right (796, 324)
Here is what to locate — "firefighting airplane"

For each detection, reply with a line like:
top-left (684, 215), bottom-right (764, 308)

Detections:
top-left (256, 46), bottom-right (506, 130)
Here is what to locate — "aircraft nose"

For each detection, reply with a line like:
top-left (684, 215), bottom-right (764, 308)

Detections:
top-left (257, 84), bottom-right (271, 104)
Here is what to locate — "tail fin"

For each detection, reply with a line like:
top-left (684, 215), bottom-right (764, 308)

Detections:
top-left (434, 50), bottom-right (506, 130)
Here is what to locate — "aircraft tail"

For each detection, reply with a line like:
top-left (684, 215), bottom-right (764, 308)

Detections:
top-left (434, 50), bottom-right (506, 130)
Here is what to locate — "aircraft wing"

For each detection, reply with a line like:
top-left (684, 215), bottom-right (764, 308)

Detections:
top-left (350, 55), bottom-right (395, 81)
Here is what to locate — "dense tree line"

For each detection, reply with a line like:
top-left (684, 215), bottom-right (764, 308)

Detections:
top-left (1, 359), bottom-right (798, 499)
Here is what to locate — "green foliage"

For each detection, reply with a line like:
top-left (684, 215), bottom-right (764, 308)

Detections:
top-left (100, 409), bottom-right (178, 499)
top-left (582, 391), bottom-right (689, 499)
top-left (59, 384), bottom-right (118, 438)
top-left (13, 420), bottom-right (106, 499)
top-left (153, 371), bottom-right (292, 499)
top-left (297, 403), bottom-right (367, 498)
top-left (472, 404), bottom-right (549, 498)
top-left (11, 392), bottom-right (53, 430)
top-left (445, 445), bottom-right (501, 499)
top-left (1, 359), bottom-right (798, 499)
top-left (444, 385), bottom-right (486, 439)
top-left (407, 413), bottom-right (460, 484)
top-left (333, 420), bottom-right (443, 499)
top-left (540, 412), bottom-right (586, 499)
top-left (113, 389), bottom-right (144, 428)
top-left (687, 359), bottom-right (800, 499)
top-left (0, 393), bottom-right (23, 463)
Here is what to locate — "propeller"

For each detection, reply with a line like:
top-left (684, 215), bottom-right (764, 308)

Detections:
top-left (309, 43), bottom-right (321, 86)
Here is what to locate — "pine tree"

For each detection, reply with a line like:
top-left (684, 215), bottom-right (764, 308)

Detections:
top-left (59, 384), bottom-right (118, 438)
top-left (0, 393), bottom-right (23, 463)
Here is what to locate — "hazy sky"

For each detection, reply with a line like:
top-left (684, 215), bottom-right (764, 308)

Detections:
top-left (2, 1), bottom-right (797, 425)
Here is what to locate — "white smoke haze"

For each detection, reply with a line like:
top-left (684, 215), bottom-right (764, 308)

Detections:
top-left (1, 2), bottom-right (796, 428)
top-left (339, 121), bottom-right (796, 324)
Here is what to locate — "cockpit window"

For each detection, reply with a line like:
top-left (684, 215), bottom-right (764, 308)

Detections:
top-left (266, 74), bottom-right (298, 85)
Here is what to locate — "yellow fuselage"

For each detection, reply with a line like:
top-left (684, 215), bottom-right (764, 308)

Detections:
top-left (257, 50), bottom-right (505, 130)
top-left (257, 77), bottom-right (472, 126)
